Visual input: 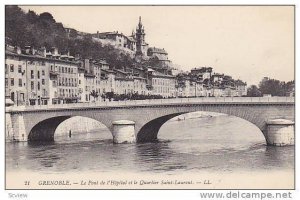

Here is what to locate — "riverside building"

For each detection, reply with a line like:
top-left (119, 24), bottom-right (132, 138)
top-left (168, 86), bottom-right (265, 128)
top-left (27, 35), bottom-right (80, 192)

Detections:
top-left (5, 45), bottom-right (79, 106)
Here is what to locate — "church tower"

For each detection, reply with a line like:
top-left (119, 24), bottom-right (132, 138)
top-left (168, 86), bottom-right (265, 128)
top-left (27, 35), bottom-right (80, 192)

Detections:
top-left (136, 16), bottom-right (148, 56)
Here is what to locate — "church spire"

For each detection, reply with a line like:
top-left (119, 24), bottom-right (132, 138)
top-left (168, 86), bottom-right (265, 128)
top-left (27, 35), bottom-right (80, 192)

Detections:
top-left (138, 16), bottom-right (143, 28)
top-left (136, 16), bottom-right (146, 56)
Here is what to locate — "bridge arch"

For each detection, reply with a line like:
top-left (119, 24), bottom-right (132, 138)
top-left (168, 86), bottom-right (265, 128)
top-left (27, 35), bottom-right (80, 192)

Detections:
top-left (134, 103), bottom-right (293, 143)
top-left (28, 115), bottom-right (112, 142)
top-left (136, 111), bottom-right (264, 143)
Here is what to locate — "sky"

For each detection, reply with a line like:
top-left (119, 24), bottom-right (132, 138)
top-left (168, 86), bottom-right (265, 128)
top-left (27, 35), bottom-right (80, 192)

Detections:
top-left (19, 6), bottom-right (294, 86)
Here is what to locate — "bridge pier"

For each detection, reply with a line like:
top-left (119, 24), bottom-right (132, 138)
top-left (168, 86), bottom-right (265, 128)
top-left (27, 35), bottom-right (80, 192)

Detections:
top-left (5, 113), bottom-right (14, 142)
top-left (6, 114), bottom-right (27, 142)
top-left (112, 120), bottom-right (136, 144)
top-left (265, 119), bottom-right (294, 146)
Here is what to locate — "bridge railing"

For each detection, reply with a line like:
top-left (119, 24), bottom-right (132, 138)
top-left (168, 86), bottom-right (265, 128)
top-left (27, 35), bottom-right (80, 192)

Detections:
top-left (6, 96), bottom-right (294, 112)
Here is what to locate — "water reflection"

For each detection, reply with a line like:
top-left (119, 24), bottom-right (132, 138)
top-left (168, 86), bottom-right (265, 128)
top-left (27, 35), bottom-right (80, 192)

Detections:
top-left (6, 115), bottom-right (294, 173)
top-left (133, 140), bottom-right (188, 172)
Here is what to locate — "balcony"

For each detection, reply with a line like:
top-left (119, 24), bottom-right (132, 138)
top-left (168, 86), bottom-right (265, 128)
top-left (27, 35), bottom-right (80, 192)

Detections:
top-left (146, 84), bottom-right (153, 90)
top-left (49, 70), bottom-right (59, 77)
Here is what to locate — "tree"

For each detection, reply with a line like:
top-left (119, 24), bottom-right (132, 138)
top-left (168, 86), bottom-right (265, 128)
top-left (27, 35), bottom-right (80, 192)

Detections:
top-left (258, 78), bottom-right (288, 96)
top-left (105, 92), bottom-right (115, 101)
top-left (247, 85), bottom-right (262, 97)
top-left (90, 90), bottom-right (99, 102)
top-left (39, 12), bottom-right (55, 23)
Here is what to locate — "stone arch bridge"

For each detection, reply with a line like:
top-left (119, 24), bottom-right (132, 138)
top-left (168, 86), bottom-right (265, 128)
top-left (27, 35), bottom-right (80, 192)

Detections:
top-left (5, 97), bottom-right (295, 146)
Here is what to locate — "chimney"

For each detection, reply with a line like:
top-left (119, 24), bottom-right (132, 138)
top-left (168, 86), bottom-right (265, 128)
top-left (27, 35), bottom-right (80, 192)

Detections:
top-left (75, 54), bottom-right (81, 61)
top-left (40, 47), bottom-right (46, 57)
top-left (51, 47), bottom-right (58, 55)
top-left (25, 46), bottom-right (31, 54)
top-left (90, 60), bottom-right (94, 74)
top-left (15, 46), bottom-right (21, 55)
top-left (84, 59), bottom-right (90, 74)
top-left (31, 46), bottom-right (36, 55)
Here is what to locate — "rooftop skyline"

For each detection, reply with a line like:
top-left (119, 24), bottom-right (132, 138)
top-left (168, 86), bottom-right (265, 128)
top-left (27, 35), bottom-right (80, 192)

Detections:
top-left (19, 6), bottom-right (294, 85)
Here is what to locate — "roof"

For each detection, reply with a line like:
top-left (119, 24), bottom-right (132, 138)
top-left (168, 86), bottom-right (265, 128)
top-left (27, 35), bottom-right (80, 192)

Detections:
top-left (212, 73), bottom-right (224, 77)
top-left (148, 47), bottom-right (168, 55)
top-left (5, 51), bottom-right (78, 65)
top-left (152, 54), bottom-right (170, 61)
top-left (235, 80), bottom-right (247, 85)
top-left (114, 69), bottom-right (130, 74)
top-left (191, 67), bottom-right (213, 73)
top-left (101, 68), bottom-right (116, 74)
top-left (115, 77), bottom-right (133, 81)
top-left (133, 76), bottom-right (146, 80)
top-left (149, 68), bottom-right (175, 78)
top-left (98, 59), bottom-right (109, 65)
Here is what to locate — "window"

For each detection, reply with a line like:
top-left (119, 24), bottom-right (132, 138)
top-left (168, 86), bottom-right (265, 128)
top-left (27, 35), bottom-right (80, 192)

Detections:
top-left (11, 92), bottom-right (14, 102)
top-left (18, 79), bottom-right (22, 87)
top-left (10, 78), bottom-right (14, 86)
top-left (29, 99), bottom-right (35, 106)
top-left (10, 64), bottom-right (14, 72)
top-left (37, 82), bottom-right (40, 90)
top-left (79, 80), bottom-right (81, 84)
top-left (42, 79), bottom-right (45, 85)
top-left (18, 65), bottom-right (22, 73)
top-left (31, 81), bottom-right (34, 90)
top-left (42, 70), bottom-right (45, 76)
top-left (5, 78), bottom-right (8, 87)
top-left (20, 93), bottom-right (25, 102)
top-left (31, 70), bottom-right (34, 79)
top-left (5, 64), bottom-right (8, 74)
top-left (37, 71), bottom-right (40, 79)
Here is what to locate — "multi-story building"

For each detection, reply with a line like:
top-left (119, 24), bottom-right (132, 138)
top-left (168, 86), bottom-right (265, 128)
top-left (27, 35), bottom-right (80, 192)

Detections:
top-left (77, 62), bottom-right (87, 102)
top-left (177, 77), bottom-right (191, 97)
top-left (91, 17), bottom-right (148, 57)
top-left (212, 87), bottom-right (224, 97)
top-left (147, 47), bottom-right (171, 68)
top-left (235, 80), bottom-right (247, 96)
top-left (148, 68), bottom-right (176, 98)
top-left (190, 67), bottom-right (212, 82)
top-left (5, 45), bottom-right (79, 106)
top-left (100, 68), bottom-right (116, 99)
top-left (133, 76), bottom-right (147, 95)
top-left (115, 77), bottom-right (134, 95)
top-left (78, 59), bottom-right (104, 102)
top-left (47, 48), bottom-right (79, 104)
top-left (114, 69), bottom-right (147, 96)
top-left (188, 81), bottom-right (206, 97)
top-left (5, 45), bottom-right (51, 106)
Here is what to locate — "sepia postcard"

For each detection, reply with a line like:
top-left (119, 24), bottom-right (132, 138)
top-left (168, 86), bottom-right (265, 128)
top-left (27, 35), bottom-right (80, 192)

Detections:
top-left (4, 5), bottom-right (295, 190)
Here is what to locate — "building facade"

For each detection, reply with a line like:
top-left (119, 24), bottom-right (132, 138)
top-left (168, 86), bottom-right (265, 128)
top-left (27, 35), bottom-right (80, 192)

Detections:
top-left (147, 69), bottom-right (176, 98)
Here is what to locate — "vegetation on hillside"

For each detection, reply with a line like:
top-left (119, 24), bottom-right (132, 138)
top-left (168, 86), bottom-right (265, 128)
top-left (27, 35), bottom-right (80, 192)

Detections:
top-left (5, 5), bottom-right (135, 70)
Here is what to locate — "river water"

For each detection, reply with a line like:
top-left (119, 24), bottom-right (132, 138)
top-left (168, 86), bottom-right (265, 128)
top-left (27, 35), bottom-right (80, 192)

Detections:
top-left (6, 114), bottom-right (294, 174)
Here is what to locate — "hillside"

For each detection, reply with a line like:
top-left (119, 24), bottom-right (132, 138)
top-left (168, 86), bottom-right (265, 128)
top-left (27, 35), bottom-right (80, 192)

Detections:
top-left (5, 5), bottom-right (136, 70)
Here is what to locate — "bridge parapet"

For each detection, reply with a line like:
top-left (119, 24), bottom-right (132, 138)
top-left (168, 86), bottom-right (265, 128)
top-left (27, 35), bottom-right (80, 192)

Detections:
top-left (6, 97), bottom-right (295, 113)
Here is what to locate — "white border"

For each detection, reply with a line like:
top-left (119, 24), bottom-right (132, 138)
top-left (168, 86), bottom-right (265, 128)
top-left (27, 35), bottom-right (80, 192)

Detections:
top-left (0, 0), bottom-right (298, 200)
